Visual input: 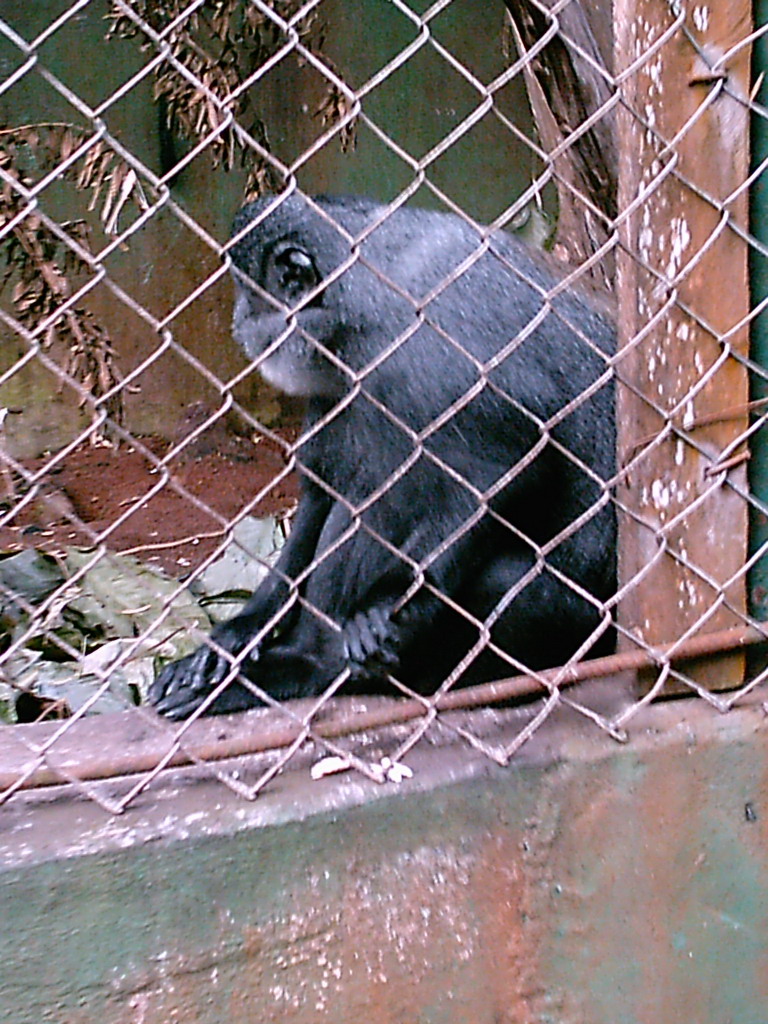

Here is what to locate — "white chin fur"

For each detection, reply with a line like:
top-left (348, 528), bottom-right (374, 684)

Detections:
top-left (258, 351), bottom-right (318, 396)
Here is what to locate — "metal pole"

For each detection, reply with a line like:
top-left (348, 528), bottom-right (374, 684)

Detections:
top-left (749, 0), bottom-right (768, 618)
top-left (2, 624), bottom-right (765, 796)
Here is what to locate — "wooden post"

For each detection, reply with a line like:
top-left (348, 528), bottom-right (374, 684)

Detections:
top-left (614, 0), bottom-right (752, 690)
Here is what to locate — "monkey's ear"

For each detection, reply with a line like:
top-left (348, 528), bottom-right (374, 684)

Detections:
top-left (265, 242), bottom-right (321, 304)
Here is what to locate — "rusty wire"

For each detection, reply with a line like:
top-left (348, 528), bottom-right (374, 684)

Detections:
top-left (0, 0), bottom-right (766, 810)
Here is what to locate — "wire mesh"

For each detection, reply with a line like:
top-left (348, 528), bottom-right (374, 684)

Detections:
top-left (0, 0), bottom-right (766, 812)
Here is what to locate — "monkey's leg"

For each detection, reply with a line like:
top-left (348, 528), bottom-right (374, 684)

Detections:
top-left (452, 549), bottom-right (612, 681)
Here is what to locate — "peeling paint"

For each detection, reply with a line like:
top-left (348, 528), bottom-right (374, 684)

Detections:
top-left (651, 478), bottom-right (672, 509)
top-left (692, 6), bottom-right (711, 33)
top-left (666, 216), bottom-right (692, 281)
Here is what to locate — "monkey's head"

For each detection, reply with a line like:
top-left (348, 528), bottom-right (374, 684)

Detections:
top-left (229, 194), bottom-right (406, 398)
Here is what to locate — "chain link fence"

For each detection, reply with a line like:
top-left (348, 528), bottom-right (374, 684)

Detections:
top-left (0, 0), bottom-right (766, 814)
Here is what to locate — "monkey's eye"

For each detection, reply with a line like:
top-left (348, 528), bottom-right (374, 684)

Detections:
top-left (269, 244), bottom-right (320, 304)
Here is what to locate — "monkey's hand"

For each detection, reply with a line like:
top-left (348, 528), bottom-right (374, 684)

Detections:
top-left (342, 606), bottom-right (400, 680)
top-left (149, 621), bottom-right (262, 720)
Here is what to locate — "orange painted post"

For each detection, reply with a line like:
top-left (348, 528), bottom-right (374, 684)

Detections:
top-left (614, 1), bottom-right (752, 690)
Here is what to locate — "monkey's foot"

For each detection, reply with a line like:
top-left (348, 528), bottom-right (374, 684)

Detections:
top-left (149, 641), bottom-right (260, 720)
top-left (342, 606), bottom-right (399, 679)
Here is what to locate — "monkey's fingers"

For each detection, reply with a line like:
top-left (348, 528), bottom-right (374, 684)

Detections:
top-left (342, 606), bottom-right (399, 678)
top-left (149, 643), bottom-right (229, 719)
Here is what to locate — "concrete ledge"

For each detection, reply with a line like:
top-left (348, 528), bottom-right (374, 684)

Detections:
top-left (1, 685), bottom-right (767, 1023)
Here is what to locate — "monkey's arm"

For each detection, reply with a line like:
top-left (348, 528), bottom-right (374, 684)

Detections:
top-left (149, 482), bottom-right (333, 718)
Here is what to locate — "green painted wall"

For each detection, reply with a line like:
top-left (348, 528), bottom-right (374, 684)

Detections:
top-left (750, 0), bottom-right (768, 618)
top-left (0, 0), bottom-right (533, 456)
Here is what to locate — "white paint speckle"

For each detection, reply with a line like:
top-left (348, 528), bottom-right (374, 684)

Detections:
top-left (693, 6), bottom-right (710, 32)
top-left (666, 216), bottom-right (692, 282)
top-left (648, 56), bottom-right (663, 89)
top-left (651, 479), bottom-right (671, 509)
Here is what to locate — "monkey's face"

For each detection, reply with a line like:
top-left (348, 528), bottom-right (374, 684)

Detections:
top-left (230, 232), bottom-right (345, 398)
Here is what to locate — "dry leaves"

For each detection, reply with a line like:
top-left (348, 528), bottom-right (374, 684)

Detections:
top-left (107, 0), bottom-right (356, 194)
top-left (0, 2), bottom-right (356, 431)
top-left (0, 124), bottom-right (131, 430)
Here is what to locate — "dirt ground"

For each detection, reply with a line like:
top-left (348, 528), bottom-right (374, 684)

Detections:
top-left (0, 425), bottom-right (300, 578)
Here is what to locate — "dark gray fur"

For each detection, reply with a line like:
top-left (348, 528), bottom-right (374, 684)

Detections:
top-left (150, 194), bottom-right (616, 719)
